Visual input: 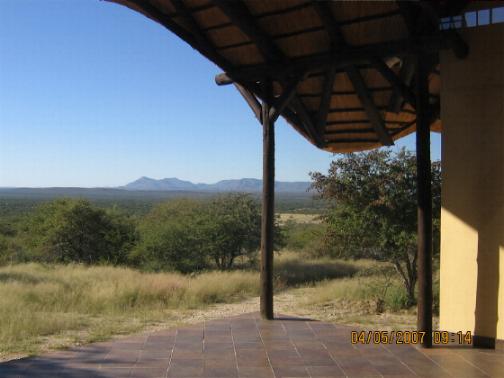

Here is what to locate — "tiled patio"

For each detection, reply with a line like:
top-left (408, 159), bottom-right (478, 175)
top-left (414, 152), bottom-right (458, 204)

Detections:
top-left (1, 313), bottom-right (503, 378)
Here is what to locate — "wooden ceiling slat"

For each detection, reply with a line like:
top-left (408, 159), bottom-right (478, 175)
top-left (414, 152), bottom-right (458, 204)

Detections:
top-left (298, 86), bottom-right (392, 97)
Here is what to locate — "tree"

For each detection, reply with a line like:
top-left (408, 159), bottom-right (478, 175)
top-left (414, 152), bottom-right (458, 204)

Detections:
top-left (310, 149), bottom-right (441, 306)
top-left (25, 199), bottom-right (137, 264)
top-left (202, 194), bottom-right (262, 270)
top-left (133, 194), bottom-right (285, 272)
top-left (131, 199), bottom-right (209, 273)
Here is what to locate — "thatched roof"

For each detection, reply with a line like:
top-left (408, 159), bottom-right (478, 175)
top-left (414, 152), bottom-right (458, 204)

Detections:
top-left (107, 0), bottom-right (468, 153)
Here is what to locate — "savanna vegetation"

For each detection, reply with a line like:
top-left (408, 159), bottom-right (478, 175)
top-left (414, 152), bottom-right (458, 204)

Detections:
top-left (0, 148), bottom-right (442, 359)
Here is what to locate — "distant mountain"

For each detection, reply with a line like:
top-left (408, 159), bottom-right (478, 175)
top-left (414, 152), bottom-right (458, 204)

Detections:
top-left (122, 177), bottom-right (311, 193)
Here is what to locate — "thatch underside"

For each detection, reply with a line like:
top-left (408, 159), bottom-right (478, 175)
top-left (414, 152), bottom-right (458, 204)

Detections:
top-left (107, 0), bottom-right (465, 153)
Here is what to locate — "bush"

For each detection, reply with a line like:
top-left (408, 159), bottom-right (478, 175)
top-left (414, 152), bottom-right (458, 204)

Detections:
top-left (133, 194), bottom-right (283, 272)
top-left (282, 220), bottom-right (325, 257)
top-left (131, 199), bottom-right (209, 273)
top-left (202, 194), bottom-right (263, 270)
top-left (21, 199), bottom-right (136, 265)
top-left (274, 252), bottom-right (358, 287)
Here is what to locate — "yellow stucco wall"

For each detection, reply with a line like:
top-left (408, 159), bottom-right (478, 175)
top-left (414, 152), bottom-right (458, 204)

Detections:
top-left (440, 22), bottom-right (504, 341)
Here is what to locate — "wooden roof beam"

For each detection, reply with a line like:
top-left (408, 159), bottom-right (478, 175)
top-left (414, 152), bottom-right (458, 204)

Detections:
top-left (213, 0), bottom-right (284, 62)
top-left (388, 56), bottom-right (416, 113)
top-left (419, 2), bottom-right (468, 59)
top-left (233, 83), bottom-right (262, 122)
top-left (311, 1), bottom-right (342, 140)
top-left (371, 57), bottom-right (416, 110)
top-left (316, 67), bottom-right (336, 139)
top-left (290, 97), bottom-right (324, 147)
top-left (215, 34), bottom-right (460, 85)
top-left (269, 74), bottom-right (305, 123)
top-left (397, 1), bottom-right (419, 36)
top-left (312, 2), bottom-right (392, 146)
top-left (247, 82), bottom-right (313, 142)
top-left (171, 0), bottom-right (214, 51)
top-left (311, 1), bottom-right (345, 49)
top-left (345, 65), bottom-right (393, 146)
top-left (214, 0), bottom-right (321, 146)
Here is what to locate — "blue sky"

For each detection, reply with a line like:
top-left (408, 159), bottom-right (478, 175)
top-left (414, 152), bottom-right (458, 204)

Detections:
top-left (0, 0), bottom-right (440, 187)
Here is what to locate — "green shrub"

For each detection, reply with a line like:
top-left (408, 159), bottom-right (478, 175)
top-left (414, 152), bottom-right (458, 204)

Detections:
top-left (20, 199), bottom-right (137, 265)
top-left (131, 199), bottom-right (208, 273)
top-left (133, 194), bottom-right (282, 272)
top-left (282, 221), bottom-right (325, 257)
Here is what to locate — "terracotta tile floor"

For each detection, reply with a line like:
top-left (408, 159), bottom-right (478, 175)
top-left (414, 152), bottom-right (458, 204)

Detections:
top-left (1, 312), bottom-right (503, 377)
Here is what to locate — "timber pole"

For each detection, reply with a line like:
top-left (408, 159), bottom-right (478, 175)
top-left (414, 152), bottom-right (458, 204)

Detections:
top-left (260, 77), bottom-right (275, 320)
top-left (415, 55), bottom-right (433, 348)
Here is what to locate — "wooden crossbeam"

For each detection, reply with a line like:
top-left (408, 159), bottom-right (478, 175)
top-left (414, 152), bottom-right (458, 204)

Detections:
top-left (213, 0), bottom-right (285, 62)
top-left (291, 96), bottom-right (323, 147)
top-left (371, 57), bottom-right (416, 109)
top-left (316, 67), bottom-right (336, 138)
top-left (418, 2), bottom-right (468, 58)
top-left (246, 81), bottom-right (312, 142)
top-left (269, 75), bottom-right (304, 123)
top-left (345, 65), bottom-right (393, 146)
top-left (397, 1), bottom-right (419, 36)
top-left (215, 34), bottom-right (458, 85)
top-left (233, 83), bottom-right (262, 122)
top-left (214, 0), bottom-right (321, 146)
top-left (388, 56), bottom-right (416, 113)
top-left (311, 1), bottom-right (341, 142)
top-left (314, 0), bottom-right (392, 146)
top-left (311, 1), bottom-right (345, 49)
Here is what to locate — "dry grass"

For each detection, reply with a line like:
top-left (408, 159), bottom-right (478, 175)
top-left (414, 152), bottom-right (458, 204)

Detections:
top-left (277, 213), bottom-right (321, 225)
top-left (0, 256), bottom-right (421, 360)
top-left (274, 252), bottom-right (375, 287)
top-left (0, 264), bottom-right (259, 357)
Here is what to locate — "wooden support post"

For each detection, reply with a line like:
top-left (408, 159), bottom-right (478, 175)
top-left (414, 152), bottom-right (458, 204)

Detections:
top-left (260, 78), bottom-right (275, 320)
top-left (416, 55), bottom-right (433, 348)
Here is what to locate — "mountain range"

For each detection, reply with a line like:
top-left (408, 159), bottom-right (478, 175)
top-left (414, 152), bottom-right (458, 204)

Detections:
top-left (121, 177), bottom-right (311, 193)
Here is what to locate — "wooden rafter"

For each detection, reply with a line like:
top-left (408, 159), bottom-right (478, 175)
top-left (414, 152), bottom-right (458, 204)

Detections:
top-left (388, 56), bottom-right (416, 113)
top-left (213, 0), bottom-right (322, 146)
top-left (420, 2), bottom-right (468, 59)
top-left (311, 1), bottom-right (340, 142)
top-left (316, 67), bottom-right (336, 138)
top-left (313, 0), bottom-right (392, 146)
top-left (245, 81), bottom-right (312, 142)
top-left (233, 83), bottom-right (262, 122)
top-left (269, 74), bottom-right (305, 123)
top-left (212, 0), bottom-right (283, 62)
top-left (371, 57), bottom-right (416, 110)
top-left (215, 33), bottom-right (459, 85)
top-left (346, 65), bottom-right (393, 146)
top-left (290, 96), bottom-right (321, 145)
top-left (397, 1), bottom-right (419, 36)
top-left (311, 0), bottom-right (345, 50)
